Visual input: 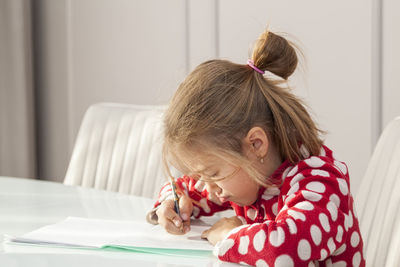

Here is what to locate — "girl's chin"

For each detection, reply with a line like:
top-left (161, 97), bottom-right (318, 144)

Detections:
top-left (232, 200), bottom-right (249, 207)
top-left (232, 198), bottom-right (258, 207)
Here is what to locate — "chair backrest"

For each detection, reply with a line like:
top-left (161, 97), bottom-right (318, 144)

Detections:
top-left (64, 103), bottom-right (176, 198)
top-left (356, 116), bottom-right (400, 266)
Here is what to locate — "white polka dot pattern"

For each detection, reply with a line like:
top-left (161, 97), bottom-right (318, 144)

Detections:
top-left (351, 231), bottom-right (360, 247)
top-left (353, 252), bottom-right (361, 267)
top-left (284, 194), bottom-right (296, 204)
top-left (337, 178), bottom-right (349, 195)
top-left (264, 187), bottom-right (281, 196)
top-left (200, 198), bottom-right (210, 213)
top-left (352, 201), bottom-right (358, 219)
top-left (306, 182), bottom-right (326, 193)
top-left (272, 202), bottom-right (278, 216)
top-left (297, 239), bottom-right (311, 260)
top-left (253, 229), bottom-right (266, 252)
top-left (282, 167), bottom-right (293, 180)
top-left (348, 211), bottom-right (354, 228)
top-left (319, 213), bottom-right (331, 232)
top-left (311, 169), bottom-right (330, 177)
top-left (247, 208), bottom-right (257, 221)
top-left (336, 225), bottom-right (344, 242)
top-left (228, 224), bottom-right (249, 236)
top-left (310, 225), bottom-right (322, 245)
top-left (320, 249), bottom-right (328, 260)
top-left (290, 173), bottom-right (305, 186)
top-left (302, 190), bottom-right (323, 202)
top-left (194, 180), bottom-right (205, 192)
top-left (330, 193), bottom-right (341, 208)
top-left (304, 156), bottom-right (325, 168)
top-left (274, 254), bottom-right (294, 267)
top-left (294, 201), bottom-right (314, 211)
top-left (334, 160), bottom-right (348, 175)
top-left (320, 146), bottom-right (326, 157)
top-left (333, 244), bottom-right (346, 256)
top-left (288, 209), bottom-right (306, 221)
top-left (287, 166), bottom-right (298, 177)
top-left (269, 226), bottom-right (285, 247)
top-left (256, 259), bottom-right (269, 267)
top-left (327, 237), bottom-right (336, 253)
top-left (286, 218), bottom-right (297, 234)
top-left (280, 204), bottom-right (288, 212)
top-left (287, 183), bottom-right (300, 196)
top-left (327, 201), bottom-right (338, 221)
top-left (238, 235), bottom-right (250, 255)
top-left (344, 211), bottom-right (354, 231)
top-left (216, 239), bottom-right (235, 256)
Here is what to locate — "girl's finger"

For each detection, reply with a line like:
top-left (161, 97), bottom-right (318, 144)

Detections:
top-left (159, 219), bottom-right (186, 235)
top-left (182, 220), bottom-right (191, 233)
top-left (179, 195), bottom-right (193, 222)
top-left (158, 200), bottom-right (182, 225)
top-left (201, 229), bottom-right (209, 239)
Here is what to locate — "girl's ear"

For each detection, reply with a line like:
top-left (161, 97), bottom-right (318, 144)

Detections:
top-left (243, 127), bottom-right (269, 159)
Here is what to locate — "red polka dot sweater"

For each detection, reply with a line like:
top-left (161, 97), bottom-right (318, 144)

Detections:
top-left (153, 145), bottom-right (365, 267)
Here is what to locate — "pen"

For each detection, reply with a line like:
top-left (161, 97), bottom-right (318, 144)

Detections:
top-left (169, 177), bottom-right (181, 217)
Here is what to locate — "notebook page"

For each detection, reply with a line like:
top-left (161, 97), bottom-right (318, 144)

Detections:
top-left (110, 223), bottom-right (214, 251)
top-left (10, 217), bottom-right (214, 251)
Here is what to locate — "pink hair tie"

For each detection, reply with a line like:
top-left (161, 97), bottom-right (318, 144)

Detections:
top-left (247, 59), bottom-right (265, 74)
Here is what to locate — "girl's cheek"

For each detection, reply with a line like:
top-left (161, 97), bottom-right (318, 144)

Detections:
top-left (215, 181), bottom-right (230, 194)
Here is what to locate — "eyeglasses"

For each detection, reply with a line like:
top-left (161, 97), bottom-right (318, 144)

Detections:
top-left (196, 167), bottom-right (241, 182)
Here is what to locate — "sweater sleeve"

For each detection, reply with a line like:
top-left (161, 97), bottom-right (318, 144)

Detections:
top-left (153, 175), bottom-right (231, 218)
top-left (213, 157), bottom-right (354, 267)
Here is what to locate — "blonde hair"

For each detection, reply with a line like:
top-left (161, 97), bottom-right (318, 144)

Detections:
top-left (162, 29), bottom-right (323, 187)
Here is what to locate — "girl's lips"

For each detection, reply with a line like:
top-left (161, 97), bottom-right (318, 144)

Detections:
top-left (218, 196), bottom-right (230, 203)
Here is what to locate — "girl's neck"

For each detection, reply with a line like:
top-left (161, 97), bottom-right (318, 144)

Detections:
top-left (265, 143), bottom-right (284, 178)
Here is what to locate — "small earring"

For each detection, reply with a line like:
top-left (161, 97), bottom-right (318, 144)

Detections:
top-left (259, 157), bottom-right (264, 163)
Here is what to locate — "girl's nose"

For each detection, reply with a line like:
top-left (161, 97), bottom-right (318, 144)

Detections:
top-left (206, 182), bottom-right (222, 194)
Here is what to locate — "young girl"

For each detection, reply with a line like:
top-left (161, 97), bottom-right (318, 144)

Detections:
top-left (147, 29), bottom-right (365, 267)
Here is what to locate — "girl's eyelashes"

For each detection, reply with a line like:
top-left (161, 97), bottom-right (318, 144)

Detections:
top-left (210, 172), bottom-right (218, 178)
top-left (207, 171), bottom-right (219, 178)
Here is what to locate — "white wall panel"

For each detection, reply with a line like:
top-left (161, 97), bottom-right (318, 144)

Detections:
top-left (382, 0), bottom-right (400, 127)
top-left (188, 0), bottom-right (218, 70)
top-left (218, 0), bottom-right (372, 192)
top-left (37, 0), bottom-right (188, 181)
top-left (70, 0), bottom-right (188, 145)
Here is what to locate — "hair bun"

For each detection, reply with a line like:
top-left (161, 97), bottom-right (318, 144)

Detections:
top-left (251, 31), bottom-right (298, 80)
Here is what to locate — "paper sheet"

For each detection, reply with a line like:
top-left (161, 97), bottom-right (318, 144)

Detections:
top-left (7, 217), bottom-right (214, 255)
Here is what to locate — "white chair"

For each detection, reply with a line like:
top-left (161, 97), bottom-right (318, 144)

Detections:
top-left (356, 116), bottom-right (400, 266)
top-left (64, 103), bottom-right (175, 199)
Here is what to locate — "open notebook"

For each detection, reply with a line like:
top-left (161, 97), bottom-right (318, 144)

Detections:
top-left (4, 217), bottom-right (214, 257)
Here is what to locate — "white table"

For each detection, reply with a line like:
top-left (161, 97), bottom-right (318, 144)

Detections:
top-left (0, 176), bottom-right (238, 267)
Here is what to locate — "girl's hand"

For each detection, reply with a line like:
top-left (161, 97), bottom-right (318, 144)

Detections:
top-left (156, 194), bottom-right (193, 235)
top-left (201, 216), bottom-right (243, 245)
